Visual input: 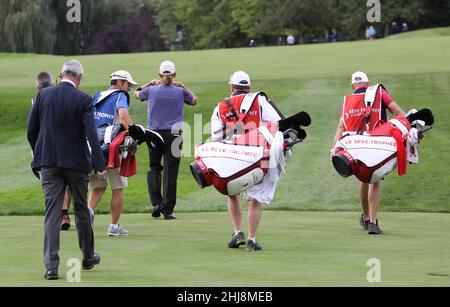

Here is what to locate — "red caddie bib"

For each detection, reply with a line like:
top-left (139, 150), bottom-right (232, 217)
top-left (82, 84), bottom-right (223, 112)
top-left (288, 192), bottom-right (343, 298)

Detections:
top-left (219, 93), bottom-right (262, 132)
top-left (342, 87), bottom-right (384, 133)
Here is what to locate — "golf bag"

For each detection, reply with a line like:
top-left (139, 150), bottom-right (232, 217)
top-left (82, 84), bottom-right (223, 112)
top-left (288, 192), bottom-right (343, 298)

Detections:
top-left (332, 109), bottom-right (434, 183)
top-left (97, 124), bottom-right (127, 161)
top-left (190, 111), bottom-right (311, 196)
top-left (32, 124), bottom-right (164, 180)
top-left (99, 124), bottom-right (167, 161)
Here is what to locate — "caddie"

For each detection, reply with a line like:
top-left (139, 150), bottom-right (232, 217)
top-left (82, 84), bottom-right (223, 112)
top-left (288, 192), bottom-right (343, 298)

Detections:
top-left (330, 71), bottom-right (405, 235)
top-left (211, 71), bottom-right (284, 251)
top-left (88, 70), bottom-right (137, 237)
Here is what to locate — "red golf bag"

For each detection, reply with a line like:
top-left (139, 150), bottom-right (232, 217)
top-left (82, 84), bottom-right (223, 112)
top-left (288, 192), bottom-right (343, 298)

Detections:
top-left (332, 109), bottom-right (434, 183)
top-left (191, 112), bottom-right (312, 196)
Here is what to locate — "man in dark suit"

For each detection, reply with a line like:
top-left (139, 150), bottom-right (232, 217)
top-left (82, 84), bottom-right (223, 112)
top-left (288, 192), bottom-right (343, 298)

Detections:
top-left (27, 60), bottom-right (107, 280)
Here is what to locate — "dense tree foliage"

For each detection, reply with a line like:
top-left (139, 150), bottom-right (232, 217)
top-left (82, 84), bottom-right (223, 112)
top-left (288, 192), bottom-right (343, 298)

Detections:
top-left (3, 0), bottom-right (57, 53)
top-left (0, 0), bottom-right (448, 54)
top-left (156, 0), bottom-right (449, 49)
top-left (0, 0), bottom-right (165, 54)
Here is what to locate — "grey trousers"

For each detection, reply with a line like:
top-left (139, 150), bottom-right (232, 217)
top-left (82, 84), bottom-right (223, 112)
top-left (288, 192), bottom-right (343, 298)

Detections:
top-left (41, 167), bottom-right (94, 270)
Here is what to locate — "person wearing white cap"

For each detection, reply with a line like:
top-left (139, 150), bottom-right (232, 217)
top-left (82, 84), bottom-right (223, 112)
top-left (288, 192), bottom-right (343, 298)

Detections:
top-left (210, 70), bottom-right (284, 251)
top-left (330, 71), bottom-right (405, 235)
top-left (134, 60), bottom-right (198, 220)
top-left (88, 70), bottom-right (138, 237)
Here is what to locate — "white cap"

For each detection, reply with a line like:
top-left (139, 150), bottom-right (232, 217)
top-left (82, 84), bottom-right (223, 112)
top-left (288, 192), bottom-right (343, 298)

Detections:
top-left (110, 70), bottom-right (138, 86)
top-left (159, 61), bottom-right (176, 75)
top-left (351, 71), bottom-right (369, 84)
top-left (229, 71), bottom-right (251, 87)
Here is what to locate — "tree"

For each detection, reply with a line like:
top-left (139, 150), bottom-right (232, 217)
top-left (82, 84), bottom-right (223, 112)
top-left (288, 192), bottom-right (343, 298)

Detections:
top-left (230, 0), bottom-right (338, 44)
top-left (47, 0), bottom-right (162, 55)
top-left (334, 0), bottom-right (369, 40)
top-left (380, 0), bottom-right (425, 36)
top-left (418, 0), bottom-right (450, 28)
top-left (0, 0), bottom-right (446, 54)
top-left (3, 0), bottom-right (57, 53)
top-left (155, 0), bottom-right (246, 50)
top-left (229, 0), bottom-right (278, 39)
top-left (87, 10), bottom-right (166, 54)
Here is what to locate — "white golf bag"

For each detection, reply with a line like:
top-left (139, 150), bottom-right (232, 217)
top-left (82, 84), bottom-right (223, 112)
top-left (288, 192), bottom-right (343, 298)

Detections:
top-left (332, 109), bottom-right (434, 183)
top-left (191, 112), bottom-right (312, 196)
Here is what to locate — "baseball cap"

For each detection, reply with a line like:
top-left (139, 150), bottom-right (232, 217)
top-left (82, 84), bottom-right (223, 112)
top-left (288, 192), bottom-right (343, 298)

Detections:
top-left (229, 71), bottom-right (251, 87)
top-left (111, 70), bottom-right (138, 86)
top-left (351, 71), bottom-right (369, 84)
top-left (160, 61), bottom-right (176, 75)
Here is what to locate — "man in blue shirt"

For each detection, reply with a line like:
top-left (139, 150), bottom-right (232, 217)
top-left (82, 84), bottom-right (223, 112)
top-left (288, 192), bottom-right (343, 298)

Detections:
top-left (88, 70), bottom-right (137, 236)
top-left (134, 61), bottom-right (198, 220)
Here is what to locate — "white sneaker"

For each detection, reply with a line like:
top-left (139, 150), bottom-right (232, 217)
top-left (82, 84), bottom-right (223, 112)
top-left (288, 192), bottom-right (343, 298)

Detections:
top-left (107, 224), bottom-right (129, 237)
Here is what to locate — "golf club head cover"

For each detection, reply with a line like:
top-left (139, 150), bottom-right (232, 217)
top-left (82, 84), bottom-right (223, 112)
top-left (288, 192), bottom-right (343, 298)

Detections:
top-left (128, 125), bottom-right (165, 148)
top-left (407, 108), bottom-right (434, 126)
top-left (279, 111), bottom-right (312, 132)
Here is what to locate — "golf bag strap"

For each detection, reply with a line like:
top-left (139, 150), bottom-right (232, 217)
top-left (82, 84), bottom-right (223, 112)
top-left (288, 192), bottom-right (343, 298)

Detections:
top-left (224, 98), bottom-right (239, 121)
top-left (266, 97), bottom-right (285, 120)
top-left (94, 89), bottom-right (130, 108)
top-left (259, 125), bottom-right (286, 172)
top-left (104, 125), bottom-right (116, 144)
top-left (358, 84), bottom-right (384, 135)
top-left (225, 92), bottom-right (264, 120)
top-left (390, 118), bottom-right (409, 136)
top-left (240, 92), bottom-right (262, 114)
top-left (224, 92), bottom-right (264, 139)
top-left (258, 125), bottom-right (274, 145)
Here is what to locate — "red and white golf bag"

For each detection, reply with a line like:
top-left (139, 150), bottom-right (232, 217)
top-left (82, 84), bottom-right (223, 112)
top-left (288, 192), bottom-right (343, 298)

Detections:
top-left (191, 112), bottom-right (312, 196)
top-left (332, 109), bottom-right (434, 183)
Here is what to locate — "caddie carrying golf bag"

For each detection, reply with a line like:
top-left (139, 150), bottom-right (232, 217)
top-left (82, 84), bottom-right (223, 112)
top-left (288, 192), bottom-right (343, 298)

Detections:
top-left (332, 108), bottom-right (434, 183)
top-left (190, 111), bottom-right (312, 196)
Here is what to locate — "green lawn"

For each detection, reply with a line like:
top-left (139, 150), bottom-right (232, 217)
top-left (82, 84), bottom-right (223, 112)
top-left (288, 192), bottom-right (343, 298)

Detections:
top-left (0, 29), bottom-right (449, 215)
top-left (0, 29), bottom-right (449, 288)
top-left (0, 211), bottom-right (449, 287)
top-left (387, 27), bottom-right (450, 40)
top-left (1, 33), bottom-right (449, 214)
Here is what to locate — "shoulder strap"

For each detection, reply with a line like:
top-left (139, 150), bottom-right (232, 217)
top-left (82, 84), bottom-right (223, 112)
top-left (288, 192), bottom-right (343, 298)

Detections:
top-left (224, 98), bottom-right (239, 121)
top-left (94, 89), bottom-right (130, 108)
top-left (240, 92), bottom-right (261, 114)
top-left (359, 84), bottom-right (385, 135)
top-left (224, 92), bottom-right (264, 120)
top-left (364, 84), bottom-right (385, 108)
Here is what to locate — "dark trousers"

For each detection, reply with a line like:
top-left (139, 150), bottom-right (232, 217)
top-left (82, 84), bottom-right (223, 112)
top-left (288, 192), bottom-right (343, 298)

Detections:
top-left (41, 168), bottom-right (94, 270)
top-left (147, 131), bottom-right (182, 216)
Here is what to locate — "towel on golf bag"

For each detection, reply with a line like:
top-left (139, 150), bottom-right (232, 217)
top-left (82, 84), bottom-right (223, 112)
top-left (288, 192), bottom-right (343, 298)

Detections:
top-left (244, 129), bottom-right (286, 204)
top-left (108, 131), bottom-right (137, 177)
top-left (407, 128), bottom-right (419, 165)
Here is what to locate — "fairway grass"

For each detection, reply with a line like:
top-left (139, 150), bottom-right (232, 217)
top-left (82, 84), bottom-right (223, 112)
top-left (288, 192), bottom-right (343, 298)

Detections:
top-left (1, 34), bottom-right (449, 215)
top-left (0, 211), bottom-right (449, 287)
top-left (2, 72), bottom-right (449, 215)
top-left (387, 27), bottom-right (450, 40)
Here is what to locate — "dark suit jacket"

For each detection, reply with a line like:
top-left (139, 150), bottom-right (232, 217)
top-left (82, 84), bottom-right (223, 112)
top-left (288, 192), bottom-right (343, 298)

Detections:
top-left (27, 81), bottom-right (106, 174)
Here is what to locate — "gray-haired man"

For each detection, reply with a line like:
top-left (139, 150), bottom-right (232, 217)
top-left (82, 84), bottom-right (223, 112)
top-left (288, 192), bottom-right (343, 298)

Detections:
top-left (28, 60), bottom-right (107, 280)
top-left (31, 72), bottom-right (73, 231)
